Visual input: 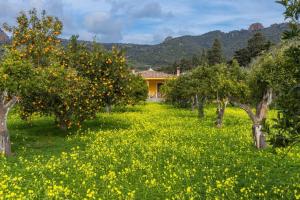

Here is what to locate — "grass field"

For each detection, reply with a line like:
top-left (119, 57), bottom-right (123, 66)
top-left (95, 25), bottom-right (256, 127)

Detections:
top-left (1, 103), bottom-right (300, 199)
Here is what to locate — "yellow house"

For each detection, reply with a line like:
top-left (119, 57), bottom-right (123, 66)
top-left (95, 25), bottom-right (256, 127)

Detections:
top-left (137, 68), bottom-right (179, 99)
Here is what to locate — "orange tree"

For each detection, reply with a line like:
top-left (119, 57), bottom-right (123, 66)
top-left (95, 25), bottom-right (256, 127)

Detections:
top-left (124, 73), bottom-right (148, 106)
top-left (4, 9), bottom-right (147, 133)
top-left (0, 49), bottom-right (35, 156)
top-left (0, 8), bottom-right (65, 155)
top-left (4, 10), bottom-right (92, 130)
top-left (56, 35), bottom-right (102, 127)
top-left (20, 64), bottom-right (90, 130)
top-left (61, 36), bottom-right (147, 121)
top-left (3, 9), bottom-right (62, 67)
top-left (70, 38), bottom-right (135, 113)
top-left (92, 44), bottom-right (131, 112)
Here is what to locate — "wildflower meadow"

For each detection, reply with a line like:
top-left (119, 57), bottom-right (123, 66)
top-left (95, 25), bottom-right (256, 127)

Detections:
top-left (1, 103), bottom-right (299, 199)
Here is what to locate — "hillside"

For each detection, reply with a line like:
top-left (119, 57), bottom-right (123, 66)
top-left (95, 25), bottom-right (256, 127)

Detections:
top-left (0, 23), bottom-right (289, 69)
top-left (0, 28), bottom-right (9, 44)
top-left (103, 23), bottom-right (289, 69)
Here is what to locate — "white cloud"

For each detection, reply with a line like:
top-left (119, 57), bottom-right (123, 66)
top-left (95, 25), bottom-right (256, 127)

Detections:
top-left (122, 33), bottom-right (155, 44)
top-left (84, 11), bottom-right (123, 42)
top-left (132, 2), bottom-right (173, 19)
top-left (0, 0), bottom-right (285, 44)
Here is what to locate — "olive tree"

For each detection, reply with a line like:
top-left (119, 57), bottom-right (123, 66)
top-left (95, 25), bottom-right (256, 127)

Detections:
top-left (163, 64), bottom-right (216, 120)
top-left (229, 47), bottom-right (284, 149)
top-left (276, 0), bottom-right (300, 39)
top-left (162, 74), bottom-right (197, 109)
top-left (228, 0), bottom-right (300, 149)
top-left (267, 0), bottom-right (300, 147)
top-left (267, 40), bottom-right (300, 147)
top-left (214, 61), bottom-right (248, 128)
top-left (190, 65), bottom-right (220, 119)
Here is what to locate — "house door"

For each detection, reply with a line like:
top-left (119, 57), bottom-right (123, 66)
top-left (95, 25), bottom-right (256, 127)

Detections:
top-left (157, 83), bottom-right (164, 98)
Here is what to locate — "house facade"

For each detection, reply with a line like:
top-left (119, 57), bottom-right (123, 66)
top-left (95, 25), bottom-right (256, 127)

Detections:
top-left (137, 68), bottom-right (179, 99)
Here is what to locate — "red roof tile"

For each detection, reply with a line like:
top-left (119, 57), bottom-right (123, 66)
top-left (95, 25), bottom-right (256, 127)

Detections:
top-left (137, 69), bottom-right (175, 79)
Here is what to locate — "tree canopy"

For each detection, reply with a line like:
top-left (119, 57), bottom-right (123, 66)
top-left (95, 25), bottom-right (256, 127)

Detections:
top-left (234, 33), bottom-right (272, 67)
top-left (207, 39), bottom-right (225, 66)
top-left (0, 9), bottom-right (148, 156)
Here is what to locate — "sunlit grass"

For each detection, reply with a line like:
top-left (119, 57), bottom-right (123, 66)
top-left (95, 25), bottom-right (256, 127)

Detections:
top-left (1, 103), bottom-right (299, 199)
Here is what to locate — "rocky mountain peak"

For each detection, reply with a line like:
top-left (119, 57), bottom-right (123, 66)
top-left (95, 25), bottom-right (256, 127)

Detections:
top-left (248, 23), bottom-right (264, 31)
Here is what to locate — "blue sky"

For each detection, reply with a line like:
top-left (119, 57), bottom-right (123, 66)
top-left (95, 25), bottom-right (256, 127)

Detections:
top-left (0, 0), bottom-right (286, 44)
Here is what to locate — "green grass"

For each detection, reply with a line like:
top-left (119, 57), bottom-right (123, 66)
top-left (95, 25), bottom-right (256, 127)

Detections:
top-left (1, 103), bottom-right (300, 199)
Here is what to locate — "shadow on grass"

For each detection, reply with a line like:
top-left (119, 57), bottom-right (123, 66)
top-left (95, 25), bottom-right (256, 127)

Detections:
top-left (78, 114), bottom-right (132, 133)
top-left (8, 113), bottom-right (132, 157)
top-left (111, 105), bottom-right (144, 113)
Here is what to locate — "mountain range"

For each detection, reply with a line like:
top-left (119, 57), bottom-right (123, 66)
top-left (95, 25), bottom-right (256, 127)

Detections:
top-left (0, 28), bottom-right (9, 44)
top-left (0, 23), bottom-right (289, 69)
top-left (101, 23), bottom-right (289, 69)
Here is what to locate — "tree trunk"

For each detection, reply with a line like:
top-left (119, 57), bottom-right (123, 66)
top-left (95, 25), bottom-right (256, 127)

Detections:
top-left (233, 102), bottom-right (268, 149)
top-left (55, 112), bottom-right (71, 131)
top-left (198, 96), bottom-right (206, 119)
top-left (0, 105), bottom-right (11, 156)
top-left (230, 88), bottom-right (272, 149)
top-left (230, 102), bottom-right (268, 149)
top-left (252, 124), bottom-right (267, 149)
top-left (0, 128), bottom-right (11, 156)
top-left (251, 88), bottom-right (272, 149)
top-left (105, 104), bottom-right (112, 113)
top-left (191, 96), bottom-right (195, 111)
top-left (0, 93), bottom-right (18, 156)
top-left (215, 100), bottom-right (228, 128)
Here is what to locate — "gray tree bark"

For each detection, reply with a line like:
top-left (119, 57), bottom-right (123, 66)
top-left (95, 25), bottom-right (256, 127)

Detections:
top-left (252, 124), bottom-right (266, 149)
top-left (231, 88), bottom-right (272, 149)
top-left (0, 107), bottom-right (11, 156)
top-left (197, 96), bottom-right (206, 119)
top-left (0, 93), bottom-right (18, 156)
top-left (215, 100), bottom-right (228, 128)
top-left (191, 96), bottom-right (195, 111)
top-left (105, 104), bottom-right (112, 113)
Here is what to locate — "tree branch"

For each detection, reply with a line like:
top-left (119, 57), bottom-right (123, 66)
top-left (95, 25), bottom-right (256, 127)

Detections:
top-left (4, 96), bottom-right (19, 109)
top-left (230, 98), bottom-right (257, 123)
top-left (256, 88), bottom-right (273, 121)
top-left (0, 91), bottom-right (8, 105)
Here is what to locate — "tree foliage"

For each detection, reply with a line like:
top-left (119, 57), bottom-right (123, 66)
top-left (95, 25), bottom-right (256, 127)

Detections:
top-left (0, 9), bottom-right (147, 155)
top-left (277, 0), bottom-right (300, 39)
top-left (162, 74), bottom-right (195, 108)
top-left (265, 0), bottom-right (300, 147)
top-left (160, 50), bottom-right (208, 74)
top-left (266, 40), bottom-right (300, 147)
top-left (3, 10), bottom-right (147, 130)
top-left (125, 74), bottom-right (148, 105)
top-left (234, 33), bottom-right (272, 67)
top-left (0, 49), bottom-right (35, 96)
top-left (0, 44), bottom-right (37, 155)
top-left (207, 39), bottom-right (225, 66)
top-left (163, 61), bottom-right (247, 127)
top-left (230, 40), bottom-right (299, 148)
top-left (3, 9), bottom-right (62, 67)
